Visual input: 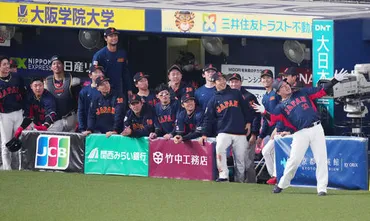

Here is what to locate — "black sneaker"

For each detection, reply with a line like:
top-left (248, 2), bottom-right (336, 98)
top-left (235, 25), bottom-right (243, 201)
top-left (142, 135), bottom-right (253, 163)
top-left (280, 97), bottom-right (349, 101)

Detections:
top-left (318, 192), bottom-right (327, 196)
top-left (216, 178), bottom-right (229, 182)
top-left (273, 185), bottom-right (283, 193)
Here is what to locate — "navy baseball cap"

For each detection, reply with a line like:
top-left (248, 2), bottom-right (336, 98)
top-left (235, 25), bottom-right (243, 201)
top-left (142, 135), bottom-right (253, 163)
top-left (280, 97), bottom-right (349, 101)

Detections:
top-left (9, 59), bottom-right (17, 68)
top-left (167, 64), bottom-right (182, 74)
top-left (203, 64), bottom-right (218, 72)
top-left (272, 78), bottom-right (288, 91)
top-left (261, 69), bottom-right (273, 78)
top-left (96, 76), bottom-right (110, 86)
top-left (281, 67), bottom-right (298, 76)
top-left (30, 77), bottom-right (44, 84)
top-left (129, 94), bottom-right (142, 104)
top-left (181, 92), bottom-right (195, 103)
top-left (104, 27), bottom-right (119, 37)
top-left (210, 72), bottom-right (226, 82)
top-left (50, 55), bottom-right (64, 64)
top-left (89, 65), bottom-right (105, 73)
top-left (133, 72), bottom-right (149, 83)
top-left (228, 73), bottom-right (242, 81)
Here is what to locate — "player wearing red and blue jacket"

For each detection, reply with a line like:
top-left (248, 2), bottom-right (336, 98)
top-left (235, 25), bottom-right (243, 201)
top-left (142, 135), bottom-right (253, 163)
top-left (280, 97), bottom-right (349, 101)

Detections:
top-left (120, 94), bottom-right (155, 137)
top-left (149, 83), bottom-right (180, 140)
top-left (84, 76), bottom-right (126, 135)
top-left (167, 64), bottom-right (194, 100)
top-left (254, 69), bottom-right (349, 195)
top-left (15, 78), bottom-right (57, 136)
top-left (77, 65), bottom-right (104, 132)
top-left (173, 93), bottom-right (204, 143)
top-left (92, 27), bottom-right (132, 97)
top-left (133, 72), bottom-right (158, 108)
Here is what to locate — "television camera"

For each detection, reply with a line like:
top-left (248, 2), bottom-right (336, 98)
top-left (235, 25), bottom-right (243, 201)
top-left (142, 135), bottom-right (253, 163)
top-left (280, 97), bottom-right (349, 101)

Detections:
top-left (318, 64), bottom-right (370, 136)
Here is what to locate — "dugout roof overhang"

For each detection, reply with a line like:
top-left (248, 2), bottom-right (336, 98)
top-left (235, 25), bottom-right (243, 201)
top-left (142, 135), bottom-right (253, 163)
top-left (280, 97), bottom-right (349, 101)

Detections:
top-left (1, 0), bottom-right (370, 39)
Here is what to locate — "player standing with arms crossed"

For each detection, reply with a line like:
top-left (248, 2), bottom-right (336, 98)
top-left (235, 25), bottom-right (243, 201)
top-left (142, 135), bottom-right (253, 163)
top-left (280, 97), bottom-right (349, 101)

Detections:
top-left (199, 72), bottom-right (253, 183)
top-left (253, 69), bottom-right (349, 196)
top-left (0, 56), bottom-right (25, 170)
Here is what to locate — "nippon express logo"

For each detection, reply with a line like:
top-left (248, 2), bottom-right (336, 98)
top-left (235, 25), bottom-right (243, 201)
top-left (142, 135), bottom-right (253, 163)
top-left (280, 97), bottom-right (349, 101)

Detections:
top-left (17, 5), bottom-right (28, 23)
top-left (35, 135), bottom-right (70, 170)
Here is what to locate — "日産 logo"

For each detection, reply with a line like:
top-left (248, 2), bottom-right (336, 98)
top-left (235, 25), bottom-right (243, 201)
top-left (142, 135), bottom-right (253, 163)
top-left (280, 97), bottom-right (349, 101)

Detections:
top-left (35, 135), bottom-right (70, 170)
top-left (17, 5), bottom-right (28, 23)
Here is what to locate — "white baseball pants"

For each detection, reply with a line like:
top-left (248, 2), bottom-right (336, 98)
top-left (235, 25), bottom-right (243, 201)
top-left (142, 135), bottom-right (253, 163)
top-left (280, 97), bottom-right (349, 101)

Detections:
top-left (262, 138), bottom-right (277, 177)
top-left (216, 133), bottom-right (247, 182)
top-left (48, 113), bottom-right (77, 132)
top-left (0, 110), bottom-right (23, 170)
top-left (278, 123), bottom-right (328, 193)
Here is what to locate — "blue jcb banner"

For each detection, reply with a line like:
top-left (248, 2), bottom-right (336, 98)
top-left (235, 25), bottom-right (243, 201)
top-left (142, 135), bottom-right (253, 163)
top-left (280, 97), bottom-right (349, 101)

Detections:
top-left (275, 136), bottom-right (368, 190)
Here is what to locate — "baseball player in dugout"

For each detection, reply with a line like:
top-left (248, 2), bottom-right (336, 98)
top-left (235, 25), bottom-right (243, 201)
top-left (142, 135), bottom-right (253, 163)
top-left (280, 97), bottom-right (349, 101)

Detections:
top-left (77, 65), bottom-right (104, 132)
top-left (133, 72), bottom-right (158, 108)
top-left (14, 78), bottom-right (57, 136)
top-left (280, 67), bottom-right (305, 91)
top-left (92, 27), bottom-right (132, 98)
top-left (0, 56), bottom-right (25, 170)
top-left (173, 92), bottom-right (204, 144)
top-left (45, 55), bottom-right (81, 132)
top-left (167, 64), bottom-right (194, 100)
top-left (149, 83), bottom-right (180, 140)
top-left (253, 68), bottom-right (349, 196)
top-left (199, 72), bottom-right (253, 183)
top-left (119, 94), bottom-right (155, 138)
top-left (85, 76), bottom-right (126, 136)
top-left (227, 73), bottom-right (261, 183)
top-left (194, 64), bottom-right (217, 111)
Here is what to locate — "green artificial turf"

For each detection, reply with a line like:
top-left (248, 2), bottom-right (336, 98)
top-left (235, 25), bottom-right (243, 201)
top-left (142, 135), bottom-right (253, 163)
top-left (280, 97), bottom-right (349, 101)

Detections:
top-left (0, 171), bottom-right (369, 221)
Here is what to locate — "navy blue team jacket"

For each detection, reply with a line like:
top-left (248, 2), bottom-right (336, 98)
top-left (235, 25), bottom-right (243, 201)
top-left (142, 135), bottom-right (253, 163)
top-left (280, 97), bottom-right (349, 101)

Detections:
top-left (0, 74), bottom-right (24, 113)
top-left (240, 86), bottom-right (261, 136)
top-left (78, 84), bottom-right (100, 131)
top-left (123, 104), bottom-right (155, 137)
top-left (23, 90), bottom-right (57, 127)
top-left (175, 107), bottom-right (204, 141)
top-left (87, 91), bottom-right (126, 133)
top-left (203, 86), bottom-right (253, 136)
top-left (169, 82), bottom-right (194, 100)
top-left (154, 99), bottom-right (180, 136)
top-left (269, 87), bottom-right (328, 131)
top-left (92, 47), bottom-right (132, 94)
top-left (194, 85), bottom-right (216, 111)
top-left (260, 89), bottom-right (281, 138)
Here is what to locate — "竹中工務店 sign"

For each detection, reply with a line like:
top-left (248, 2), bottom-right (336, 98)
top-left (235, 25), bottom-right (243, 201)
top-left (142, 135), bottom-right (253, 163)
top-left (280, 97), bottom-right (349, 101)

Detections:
top-left (162, 10), bottom-right (317, 39)
top-left (0, 2), bottom-right (145, 31)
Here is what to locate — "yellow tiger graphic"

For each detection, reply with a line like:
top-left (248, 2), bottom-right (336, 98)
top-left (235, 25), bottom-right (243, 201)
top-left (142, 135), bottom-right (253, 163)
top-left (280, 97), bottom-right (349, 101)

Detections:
top-left (174, 11), bottom-right (195, 32)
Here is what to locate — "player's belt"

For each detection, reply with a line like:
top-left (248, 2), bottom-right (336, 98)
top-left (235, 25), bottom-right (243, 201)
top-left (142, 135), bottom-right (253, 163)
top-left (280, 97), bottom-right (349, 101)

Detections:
top-left (306, 120), bottom-right (321, 129)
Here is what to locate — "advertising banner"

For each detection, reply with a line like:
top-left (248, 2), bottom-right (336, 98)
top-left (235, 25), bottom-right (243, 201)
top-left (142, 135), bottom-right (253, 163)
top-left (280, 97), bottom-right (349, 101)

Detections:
top-left (0, 2), bottom-right (145, 31)
top-left (162, 10), bottom-right (316, 39)
top-left (275, 136), bottom-right (368, 190)
top-left (20, 130), bottom-right (85, 173)
top-left (149, 139), bottom-right (214, 181)
top-left (312, 19), bottom-right (334, 128)
top-left (84, 135), bottom-right (149, 177)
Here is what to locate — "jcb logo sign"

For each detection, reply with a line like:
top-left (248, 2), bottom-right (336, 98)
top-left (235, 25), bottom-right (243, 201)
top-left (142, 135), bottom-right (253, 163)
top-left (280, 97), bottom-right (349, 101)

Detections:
top-left (35, 135), bottom-right (70, 170)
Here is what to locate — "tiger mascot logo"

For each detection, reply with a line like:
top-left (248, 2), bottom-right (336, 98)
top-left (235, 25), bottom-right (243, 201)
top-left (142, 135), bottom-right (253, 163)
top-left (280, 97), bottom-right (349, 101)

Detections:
top-left (174, 11), bottom-right (195, 32)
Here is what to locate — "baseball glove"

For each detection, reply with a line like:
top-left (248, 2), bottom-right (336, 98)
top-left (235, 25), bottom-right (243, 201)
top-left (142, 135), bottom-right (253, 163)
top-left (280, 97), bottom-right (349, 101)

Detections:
top-left (6, 137), bottom-right (22, 152)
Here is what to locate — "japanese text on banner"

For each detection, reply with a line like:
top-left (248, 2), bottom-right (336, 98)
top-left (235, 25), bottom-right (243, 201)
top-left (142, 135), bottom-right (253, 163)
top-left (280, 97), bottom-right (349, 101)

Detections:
top-left (0, 2), bottom-right (145, 31)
